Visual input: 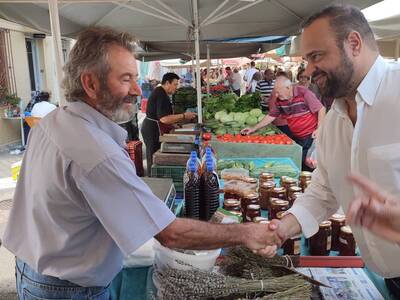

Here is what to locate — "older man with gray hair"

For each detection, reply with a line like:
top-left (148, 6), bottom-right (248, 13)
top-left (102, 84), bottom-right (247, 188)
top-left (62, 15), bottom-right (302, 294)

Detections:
top-left (2, 27), bottom-right (282, 300)
top-left (242, 75), bottom-right (325, 170)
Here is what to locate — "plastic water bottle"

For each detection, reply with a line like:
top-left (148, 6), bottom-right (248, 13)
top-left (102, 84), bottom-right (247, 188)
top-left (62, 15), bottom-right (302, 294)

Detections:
top-left (184, 161), bottom-right (201, 219)
top-left (200, 160), bottom-right (220, 221)
top-left (186, 151), bottom-right (201, 171)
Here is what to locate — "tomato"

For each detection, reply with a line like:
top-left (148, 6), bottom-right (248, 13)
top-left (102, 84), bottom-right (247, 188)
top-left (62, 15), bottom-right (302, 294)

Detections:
top-left (202, 133), bottom-right (212, 141)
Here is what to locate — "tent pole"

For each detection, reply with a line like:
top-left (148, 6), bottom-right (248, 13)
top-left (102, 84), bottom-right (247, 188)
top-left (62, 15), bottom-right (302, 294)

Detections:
top-left (193, 0), bottom-right (202, 122)
top-left (48, 0), bottom-right (65, 106)
top-left (206, 44), bottom-right (210, 95)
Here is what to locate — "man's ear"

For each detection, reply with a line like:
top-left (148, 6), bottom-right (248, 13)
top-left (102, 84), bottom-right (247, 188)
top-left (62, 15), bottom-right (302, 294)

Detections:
top-left (346, 31), bottom-right (362, 57)
top-left (81, 72), bottom-right (101, 100)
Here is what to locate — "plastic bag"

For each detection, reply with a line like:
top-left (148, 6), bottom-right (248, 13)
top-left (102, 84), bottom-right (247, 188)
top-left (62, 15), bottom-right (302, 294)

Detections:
top-left (305, 140), bottom-right (317, 169)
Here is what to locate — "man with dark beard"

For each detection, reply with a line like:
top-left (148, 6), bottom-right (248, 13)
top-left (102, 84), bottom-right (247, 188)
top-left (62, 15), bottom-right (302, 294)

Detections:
top-left (2, 27), bottom-right (282, 299)
top-left (259, 5), bottom-right (400, 297)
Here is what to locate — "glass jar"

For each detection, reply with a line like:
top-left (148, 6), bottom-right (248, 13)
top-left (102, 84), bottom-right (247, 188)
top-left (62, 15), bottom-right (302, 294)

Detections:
top-left (288, 187), bottom-right (303, 207)
top-left (269, 199), bottom-right (289, 220)
top-left (223, 199), bottom-right (241, 212)
top-left (310, 221), bottom-right (332, 256)
top-left (329, 214), bottom-right (346, 251)
top-left (271, 187), bottom-right (287, 201)
top-left (283, 234), bottom-right (302, 255)
top-left (339, 226), bottom-right (356, 256)
top-left (224, 191), bottom-right (241, 201)
top-left (247, 178), bottom-right (258, 191)
top-left (253, 216), bottom-right (269, 224)
top-left (282, 177), bottom-right (297, 197)
top-left (259, 181), bottom-right (276, 210)
top-left (276, 210), bottom-right (288, 220)
top-left (246, 204), bottom-right (261, 222)
top-left (299, 171), bottom-right (312, 192)
top-left (304, 180), bottom-right (312, 191)
top-left (241, 193), bottom-right (259, 221)
top-left (259, 172), bottom-right (274, 186)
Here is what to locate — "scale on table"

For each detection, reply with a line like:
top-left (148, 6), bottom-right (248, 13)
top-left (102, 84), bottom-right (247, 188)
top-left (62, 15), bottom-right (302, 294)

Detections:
top-left (142, 177), bottom-right (176, 210)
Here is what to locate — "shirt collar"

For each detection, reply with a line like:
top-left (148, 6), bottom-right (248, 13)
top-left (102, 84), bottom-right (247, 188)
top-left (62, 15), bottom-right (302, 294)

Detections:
top-left (357, 55), bottom-right (387, 106)
top-left (64, 101), bottom-right (127, 147)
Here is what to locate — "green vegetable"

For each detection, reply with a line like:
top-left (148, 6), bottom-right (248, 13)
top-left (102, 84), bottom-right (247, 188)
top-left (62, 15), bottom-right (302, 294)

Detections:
top-left (246, 116), bottom-right (258, 126)
top-left (250, 108), bottom-right (262, 117)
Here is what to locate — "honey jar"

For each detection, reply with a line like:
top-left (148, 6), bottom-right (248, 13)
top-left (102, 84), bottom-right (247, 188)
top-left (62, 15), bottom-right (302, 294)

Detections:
top-left (299, 171), bottom-right (312, 192)
top-left (269, 199), bottom-right (289, 220)
top-left (224, 191), bottom-right (241, 201)
top-left (310, 220), bottom-right (332, 256)
top-left (241, 193), bottom-right (259, 221)
top-left (270, 187), bottom-right (287, 201)
top-left (282, 177), bottom-right (298, 198)
top-left (223, 199), bottom-right (241, 212)
top-left (253, 217), bottom-right (269, 224)
top-left (259, 181), bottom-right (276, 210)
top-left (339, 226), bottom-right (356, 256)
top-left (259, 172), bottom-right (274, 186)
top-left (329, 214), bottom-right (346, 251)
top-left (246, 204), bottom-right (261, 222)
top-left (288, 187), bottom-right (303, 207)
top-left (283, 235), bottom-right (302, 256)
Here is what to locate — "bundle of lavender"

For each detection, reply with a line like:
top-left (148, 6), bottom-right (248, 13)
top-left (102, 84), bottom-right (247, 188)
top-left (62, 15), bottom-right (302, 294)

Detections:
top-left (154, 267), bottom-right (311, 300)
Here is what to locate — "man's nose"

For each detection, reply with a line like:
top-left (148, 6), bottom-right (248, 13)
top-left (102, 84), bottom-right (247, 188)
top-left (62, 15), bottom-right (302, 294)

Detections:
top-left (130, 81), bottom-right (142, 96)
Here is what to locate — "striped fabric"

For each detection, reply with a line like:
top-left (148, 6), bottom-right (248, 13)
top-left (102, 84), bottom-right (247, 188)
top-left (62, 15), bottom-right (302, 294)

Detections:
top-left (256, 80), bottom-right (275, 107)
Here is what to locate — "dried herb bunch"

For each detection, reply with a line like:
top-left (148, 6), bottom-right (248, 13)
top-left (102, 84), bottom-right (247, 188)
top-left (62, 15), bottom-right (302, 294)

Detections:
top-left (154, 267), bottom-right (310, 300)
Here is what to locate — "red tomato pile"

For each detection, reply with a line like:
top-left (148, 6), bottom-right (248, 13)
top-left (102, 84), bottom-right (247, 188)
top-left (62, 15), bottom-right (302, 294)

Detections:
top-left (216, 134), bottom-right (293, 145)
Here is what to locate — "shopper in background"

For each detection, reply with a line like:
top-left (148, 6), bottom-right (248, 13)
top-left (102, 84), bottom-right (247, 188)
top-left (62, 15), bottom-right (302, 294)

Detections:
top-left (243, 61), bottom-right (257, 93)
top-left (225, 66), bottom-right (241, 96)
top-left (256, 69), bottom-right (275, 111)
top-left (296, 68), bottom-right (311, 88)
top-left (248, 71), bottom-right (263, 93)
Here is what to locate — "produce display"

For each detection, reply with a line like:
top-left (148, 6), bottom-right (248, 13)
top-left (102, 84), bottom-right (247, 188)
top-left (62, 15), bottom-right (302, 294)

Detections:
top-left (201, 84), bottom-right (231, 95)
top-left (216, 133), bottom-right (293, 144)
top-left (172, 87), bottom-right (197, 113)
top-left (217, 158), bottom-right (298, 178)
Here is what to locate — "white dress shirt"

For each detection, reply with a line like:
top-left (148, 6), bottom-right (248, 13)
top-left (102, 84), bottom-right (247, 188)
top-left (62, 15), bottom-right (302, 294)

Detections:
top-left (3, 101), bottom-right (175, 286)
top-left (31, 101), bottom-right (57, 118)
top-left (289, 56), bottom-right (400, 278)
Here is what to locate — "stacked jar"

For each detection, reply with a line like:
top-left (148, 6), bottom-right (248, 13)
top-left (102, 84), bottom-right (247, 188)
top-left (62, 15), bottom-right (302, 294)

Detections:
top-left (329, 214), bottom-right (346, 251)
top-left (288, 187), bottom-right (303, 208)
top-left (339, 226), bottom-right (356, 256)
top-left (259, 181), bottom-right (276, 210)
top-left (241, 193), bottom-right (259, 222)
top-left (299, 171), bottom-right (312, 192)
top-left (269, 199), bottom-right (289, 220)
top-left (310, 221), bottom-right (332, 256)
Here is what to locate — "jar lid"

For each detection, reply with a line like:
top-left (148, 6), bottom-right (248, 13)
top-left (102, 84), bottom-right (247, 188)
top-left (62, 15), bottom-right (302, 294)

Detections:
top-left (300, 171), bottom-right (313, 177)
top-left (276, 211), bottom-right (288, 219)
top-left (341, 225), bottom-right (352, 234)
top-left (247, 178), bottom-right (257, 184)
top-left (284, 177), bottom-right (297, 184)
top-left (273, 187), bottom-right (286, 192)
top-left (261, 181), bottom-right (276, 188)
top-left (254, 217), bottom-right (269, 223)
top-left (271, 199), bottom-right (289, 206)
top-left (230, 211), bottom-right (243, 217)
top-left (224, 199), bottom-right (240, 206)
top-left (243, 192), bottom-right (259, 199)
top-left (289, 186), bottom-right (302, 192)
top-left (292, 192), bottom-right (303, 198)
top-left (260, 172), bottom-right (274, 179)
top-left (330, 214), bottom-right (346, 222)
top-left (247, 204), bottom-right (261, 210)
top-left (320, 220), bottom-right (332, 228)
top-left (280, 176), bottom-right (289, 183)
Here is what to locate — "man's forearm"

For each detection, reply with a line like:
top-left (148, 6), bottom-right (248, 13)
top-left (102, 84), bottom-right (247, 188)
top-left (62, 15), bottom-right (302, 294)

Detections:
top-left (280, 213), bottom-right (302, 240)
top-left (317, 107), bottom-right (326, 129)
top-left (160, 113), bottom-right (184, 125)
top-left (253, 115), bottom-right (275, 131)
top-left (156, 218), bottom-right (249, 250)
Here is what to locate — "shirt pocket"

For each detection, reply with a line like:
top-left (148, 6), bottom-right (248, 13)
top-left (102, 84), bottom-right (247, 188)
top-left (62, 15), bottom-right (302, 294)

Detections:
top-left (367, 143), bottom-right (400, 197)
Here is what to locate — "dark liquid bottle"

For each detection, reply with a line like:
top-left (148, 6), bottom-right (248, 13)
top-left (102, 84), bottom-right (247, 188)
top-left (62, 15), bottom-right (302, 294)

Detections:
top-left (184, 161), bottom-right (201, 219)
top-left (200, 161), bottom-right (220, 221)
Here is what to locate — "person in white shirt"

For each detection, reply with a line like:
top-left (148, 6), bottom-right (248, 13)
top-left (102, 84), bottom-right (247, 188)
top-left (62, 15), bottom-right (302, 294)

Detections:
top-left (260, 5), bottom-right (400, 297)
top-left (243, 61), bottom-right (257, 93)
top-left (31, 100), bottom-right (57, 118)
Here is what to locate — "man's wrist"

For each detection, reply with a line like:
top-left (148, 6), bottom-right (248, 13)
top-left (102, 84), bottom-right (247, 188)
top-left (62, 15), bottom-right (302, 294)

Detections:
top-left (182, 113), bottom-right (185, 120)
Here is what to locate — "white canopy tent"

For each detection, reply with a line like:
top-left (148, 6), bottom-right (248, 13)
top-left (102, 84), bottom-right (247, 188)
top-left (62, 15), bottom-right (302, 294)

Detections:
top-left (0, 0), bottom-right (379, 120)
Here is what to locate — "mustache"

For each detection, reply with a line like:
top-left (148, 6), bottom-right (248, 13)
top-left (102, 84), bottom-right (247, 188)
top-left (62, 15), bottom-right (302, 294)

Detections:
top-left (311, 68), bottom-right (327, 79)
top-left (122, 94), bottom-right (138, 103)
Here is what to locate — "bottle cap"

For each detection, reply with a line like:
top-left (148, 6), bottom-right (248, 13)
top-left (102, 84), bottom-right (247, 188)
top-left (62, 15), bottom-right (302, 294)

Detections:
top-left (206, 162), bottom-right (213, 172)
top-left (189, 161), bottom-right (197, 172)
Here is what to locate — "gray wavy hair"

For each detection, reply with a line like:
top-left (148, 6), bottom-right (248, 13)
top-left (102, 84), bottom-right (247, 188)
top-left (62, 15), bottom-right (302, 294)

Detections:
top-left (62, 27), bottom-right (136, 102)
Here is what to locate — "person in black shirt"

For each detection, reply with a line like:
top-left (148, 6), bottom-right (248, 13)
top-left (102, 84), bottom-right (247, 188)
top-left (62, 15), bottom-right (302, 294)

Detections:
top-left (141, 73), bottom-right (197, 173)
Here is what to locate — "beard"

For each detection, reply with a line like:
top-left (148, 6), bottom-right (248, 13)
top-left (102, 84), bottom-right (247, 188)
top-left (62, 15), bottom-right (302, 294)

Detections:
top-left (312, 48), bottom-right (355, 99)
top-left (96, 83), bottom-right (137, 124)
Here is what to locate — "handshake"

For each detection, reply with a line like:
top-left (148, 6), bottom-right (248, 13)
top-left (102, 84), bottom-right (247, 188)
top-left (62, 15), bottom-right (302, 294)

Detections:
top-left (242, 219), bottom-right (290, 257)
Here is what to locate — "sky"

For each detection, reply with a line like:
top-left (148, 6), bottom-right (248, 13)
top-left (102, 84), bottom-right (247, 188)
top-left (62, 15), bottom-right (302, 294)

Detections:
top-left (362, 0), bottom-right (400, 21)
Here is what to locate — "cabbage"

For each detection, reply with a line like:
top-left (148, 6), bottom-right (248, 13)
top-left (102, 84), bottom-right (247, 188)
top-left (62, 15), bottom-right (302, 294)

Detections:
top-left (249, 108), bottom-right (262, 117)
top-left (246, 116), bottom-right (258, 126)
top-left (221, 114), bottom-right (234, 123)
top-left (258, 114), bottom-right (265, 122)
top-left (215, 110), bottom-right (227, 121)
top-left (234, 112), bottom-right (247, 123)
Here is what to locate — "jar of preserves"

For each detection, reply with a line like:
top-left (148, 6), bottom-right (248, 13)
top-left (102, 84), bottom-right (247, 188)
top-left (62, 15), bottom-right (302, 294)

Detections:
top-left (224, 191), bottom-right (241, 201)
top-left (288, 187), bottom-right (303, 207)
top-left (282, 177), bottom-right (297, 197)
top-left (276, 210), bottom-right (288, 220)
top-left (329, 214), bottom-right (346, 251)
top-left (259, 181), bottom-right (276, 210)
top-left (299, 171), bottom-right (312, 192)
top-left (259, 172), bottom-right (274, 186)
top-left (271, 187), bottom-right (287, 200)
top-left (241, 193), bottom-right (259, 221)
top-left (283, 234), bottom-right (302, 255)
top-left (310, 221), bottom-right (332, 256)
top-left (253, 216), bottom-right (269, 224)
top-left (223, 199), bottom-right (241, 212)
top-left (339, 226), bottom-right (356, 256)
top-left (270, 199), bottom-right (289, 220)
top-left (246, 204), bottom-right (261, 222)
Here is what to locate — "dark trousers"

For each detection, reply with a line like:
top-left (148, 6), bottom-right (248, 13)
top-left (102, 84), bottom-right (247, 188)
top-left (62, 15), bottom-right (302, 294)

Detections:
top-left (293, 134), bottom-right (314, 171)
top-left (141, 118), bottom-right (160, 176)
top-left (276, 125), bottom-right (292, 139)
top-left (233, 89), bottom-right (240, 97)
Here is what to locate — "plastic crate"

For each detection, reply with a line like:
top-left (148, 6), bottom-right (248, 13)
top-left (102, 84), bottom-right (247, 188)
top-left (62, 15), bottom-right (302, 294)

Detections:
top-left (151, 164), bottom-right (186, 192)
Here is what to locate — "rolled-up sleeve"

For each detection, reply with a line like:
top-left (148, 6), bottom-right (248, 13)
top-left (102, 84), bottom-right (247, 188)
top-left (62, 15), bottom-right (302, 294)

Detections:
top-left (78, 153), bottom-right (176, 255)
top-left (288, 124), bottom-right (339, 237)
